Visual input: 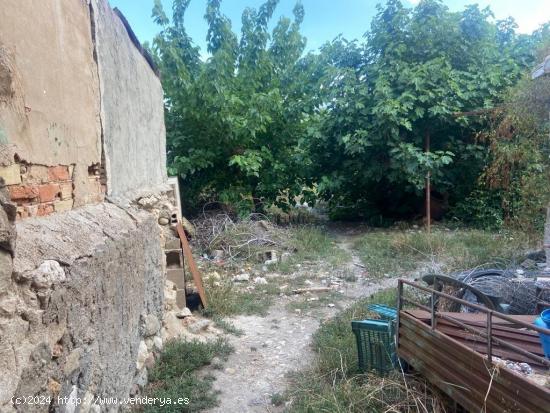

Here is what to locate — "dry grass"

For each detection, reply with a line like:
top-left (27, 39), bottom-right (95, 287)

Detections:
top-left (354, 228), bottom-right (534, 278)
top-left (284, 289), bottom-right (449, 412)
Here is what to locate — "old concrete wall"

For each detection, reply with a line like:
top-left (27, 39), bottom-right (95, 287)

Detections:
top-left (91, 0), bottom-right (167, 198)
top-left (0, 0), bottom-right (103, 209)
top-left (0, 1), bottom-right (176, 411)
top-left (1, 203), bottom-right (164, 412)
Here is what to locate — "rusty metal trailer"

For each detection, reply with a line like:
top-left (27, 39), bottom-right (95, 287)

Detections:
top-left (396, 279), bottom-right (550, 413)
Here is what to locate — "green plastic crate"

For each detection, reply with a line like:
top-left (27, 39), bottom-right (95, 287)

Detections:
top-left (351, 319), bottom-right (396, 375)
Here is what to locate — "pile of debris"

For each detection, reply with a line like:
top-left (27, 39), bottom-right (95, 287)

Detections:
top-left (191, 213), bottom-right (293, 263)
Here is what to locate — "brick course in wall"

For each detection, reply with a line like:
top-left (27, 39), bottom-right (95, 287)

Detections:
top-left (0, 163), bottom-right (105, 219)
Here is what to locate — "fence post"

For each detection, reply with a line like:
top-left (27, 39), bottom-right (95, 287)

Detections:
top-left (396, 280), bottom-right (403, 349)
top-left (487, 311), bottom-right (493, 363)
top-left (430, 277), bottom-right (437, 330)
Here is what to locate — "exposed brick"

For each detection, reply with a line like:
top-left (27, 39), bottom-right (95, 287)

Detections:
top-left (38, 183), bottom-right (61, 203)
top-left (48, 165), bottom-right (69, 181)
top-left (9, 185), bottom-right (39, 202)
top-left (0, 164), bottom-right (21, 185)
top-left (54, 199), bottom-right (73, 212)
top-left (23, 165), bottom-right (49, 184)
top-left (37, 203), bottom-right (54, 216)
top-left (59, 182), bottom-right (73, 200)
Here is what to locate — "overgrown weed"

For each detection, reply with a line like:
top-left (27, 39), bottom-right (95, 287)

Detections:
top-left (142, 338), bottom-right (233, 412)
top-left (285, 289), bottom-right (447, 412)
top-left (354, 228), bottom-right (534, 278)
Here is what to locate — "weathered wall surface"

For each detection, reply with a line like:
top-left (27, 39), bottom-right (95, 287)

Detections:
top-left (0, 1), bottom-right (175, 411)
top-left (1, 203), bottom-right (164, 411)
top-left (0, 0), bottom-right (103, 211)
top-left (91, 0), bottom-right (167, 198)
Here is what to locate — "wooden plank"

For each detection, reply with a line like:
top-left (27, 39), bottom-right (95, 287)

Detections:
top-left (176, 222), bottom-right (207, 308)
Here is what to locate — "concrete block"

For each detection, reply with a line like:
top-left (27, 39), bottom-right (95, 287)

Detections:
top-left (165, 238), bottom-right (181, 250)
top-left (165, 250), bottom-right (182, 269)
top-left (54, 199), bottom-right (74, 212)
top-left (167, 269), bottom-right (185, 289)
top-left (176, 289), bottom-right (186, 309)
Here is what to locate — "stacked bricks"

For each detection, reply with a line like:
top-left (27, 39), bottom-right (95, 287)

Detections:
top-left (0, 163), bottom-right (74, 219)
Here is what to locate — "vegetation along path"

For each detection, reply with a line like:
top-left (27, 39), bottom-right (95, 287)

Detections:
top-left (205, 225), bottom-right (403, 413)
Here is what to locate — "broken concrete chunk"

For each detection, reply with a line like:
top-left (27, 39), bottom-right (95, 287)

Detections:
top-left (31, 260), bottom-right (66, 289)
top-left (136, 341), bottom-right (148, 370)
top-left (153, 336), bottom-right (163, 351)
top-left (176, 307), bottom-right (192, 319)
top-left (233, 273), bottom-right (250, 282)
top-left (254, 277), bottom-right (268, 285)
top-left (142, 314), bottom-right (160, 337)
top-left (187, 319), bottom-right (211, 334)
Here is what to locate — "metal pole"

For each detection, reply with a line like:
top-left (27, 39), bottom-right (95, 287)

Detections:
top-left (396, 279), bottom-right (403, 349)
top-left (487, 311), bottom-right (493, 363)
top-left (425, 129), bottom-right (431, 234)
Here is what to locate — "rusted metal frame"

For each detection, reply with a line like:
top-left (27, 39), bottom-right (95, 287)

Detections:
top-left (401, 296), bottom-right (550, 367)
top-left (399, 321), bottom-right (541, 413)
top-left (400, 313), bottom-right (550, 412)
top-left (430, 275), bottom-right (437, 330)
top-left (396, 279), bottom-right (403, 349)
top-left (400, 279), bottom-right (550, 335)
top-left (487, 311), bottom-right (493, 363)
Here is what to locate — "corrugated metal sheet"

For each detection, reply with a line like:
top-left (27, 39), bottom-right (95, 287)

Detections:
top-left (398, 312), bottom-right (550, 413)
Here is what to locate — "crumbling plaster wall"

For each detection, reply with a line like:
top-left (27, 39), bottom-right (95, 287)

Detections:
top-left (91, 0), bottom-right (167, 198)
top-left (0, 0), bottom-right (176, 411)
top-left (0, 0), bottom-right (103, 212)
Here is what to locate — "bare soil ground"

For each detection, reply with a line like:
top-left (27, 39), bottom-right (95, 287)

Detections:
top-left (204, 225), bottom-right (401, 413)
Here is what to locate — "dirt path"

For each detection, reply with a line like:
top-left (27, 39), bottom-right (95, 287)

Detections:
top-left (205, 227), bottom-right (399, 413)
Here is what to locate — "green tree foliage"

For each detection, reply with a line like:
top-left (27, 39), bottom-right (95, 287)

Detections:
top-left (307, 0), bottom-right (538, 221)
top-left (152, 0), bottom-right (317, 215)
top-left (152, 0), bottom-right (549, 226)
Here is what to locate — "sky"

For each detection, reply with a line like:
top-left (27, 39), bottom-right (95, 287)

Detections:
top-left (109, 0), bottom-right (550, 54)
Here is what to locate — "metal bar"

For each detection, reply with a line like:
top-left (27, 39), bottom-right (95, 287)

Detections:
top-left (431, 275), bottom-right (437, 329)
top-left (396, 279), bottom-right (403, 349)
top-left (401, 297), bottom-right (550, 367)
top-left (400, 279), bottom-right (550, 335)
top-left (487, 311), bottom-right (493, 363)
